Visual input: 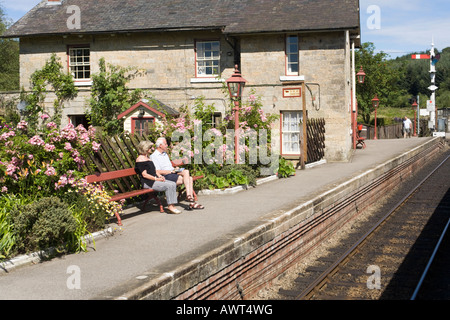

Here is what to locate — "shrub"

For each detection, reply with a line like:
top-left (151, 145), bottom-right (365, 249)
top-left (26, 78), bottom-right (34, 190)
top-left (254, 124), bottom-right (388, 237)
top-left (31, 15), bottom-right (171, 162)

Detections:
top-left (194, 164), bottom-right (258, 190)
top-left (0, 194), bottom-right (30, 259)
top-left (63, 179), bottom-right (123, 231)
top-left (0, 120), bottom-right (100, 198)
top-left (11, 196), bottom-right (78, 255)
top-left (277, 157), bottom-right (296, 178)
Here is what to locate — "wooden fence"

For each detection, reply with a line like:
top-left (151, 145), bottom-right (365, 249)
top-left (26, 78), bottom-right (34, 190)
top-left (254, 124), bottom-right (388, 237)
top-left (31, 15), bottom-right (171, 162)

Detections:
top-left (361, 123), bottom-right (403, 140)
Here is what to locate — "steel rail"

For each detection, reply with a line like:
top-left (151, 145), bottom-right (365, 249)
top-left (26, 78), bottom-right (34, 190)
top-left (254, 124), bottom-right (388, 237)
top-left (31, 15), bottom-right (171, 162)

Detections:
top-left (410, 217), bottom-right (450, 300)
top-left (296, 154), bottom-right (450, 300)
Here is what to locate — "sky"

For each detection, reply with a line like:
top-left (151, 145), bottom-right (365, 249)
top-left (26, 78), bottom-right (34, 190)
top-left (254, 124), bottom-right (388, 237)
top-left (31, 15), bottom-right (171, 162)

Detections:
top-left (2, 0), bottom-right (450, 59)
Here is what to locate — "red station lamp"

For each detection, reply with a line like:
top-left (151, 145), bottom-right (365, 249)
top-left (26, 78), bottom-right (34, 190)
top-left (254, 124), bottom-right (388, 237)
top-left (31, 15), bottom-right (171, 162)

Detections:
top-left (356, 66), bottom-right (366, 84)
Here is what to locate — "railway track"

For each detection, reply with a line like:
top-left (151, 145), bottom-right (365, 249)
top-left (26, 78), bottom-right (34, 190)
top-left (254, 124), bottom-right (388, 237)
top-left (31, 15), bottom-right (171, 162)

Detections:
top-left (276, 148), bottom-right (450, 300)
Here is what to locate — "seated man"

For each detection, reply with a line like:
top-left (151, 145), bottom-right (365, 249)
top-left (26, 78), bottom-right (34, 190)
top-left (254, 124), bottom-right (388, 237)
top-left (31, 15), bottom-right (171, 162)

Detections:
top-left (151, 137), bottom-right (204, 209)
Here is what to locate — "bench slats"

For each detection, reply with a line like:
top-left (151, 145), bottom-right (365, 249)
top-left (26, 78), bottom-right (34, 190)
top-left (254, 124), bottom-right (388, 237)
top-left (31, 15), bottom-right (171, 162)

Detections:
top-left (110, 188), bottom-right (156, 202)
top-left (86, 168), bottom-right (137, 183)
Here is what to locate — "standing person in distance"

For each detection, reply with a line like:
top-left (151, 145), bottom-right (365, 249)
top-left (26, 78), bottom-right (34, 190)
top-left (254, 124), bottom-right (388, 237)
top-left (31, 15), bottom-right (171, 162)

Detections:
top-left (403, 116), bottom-right (412, 138)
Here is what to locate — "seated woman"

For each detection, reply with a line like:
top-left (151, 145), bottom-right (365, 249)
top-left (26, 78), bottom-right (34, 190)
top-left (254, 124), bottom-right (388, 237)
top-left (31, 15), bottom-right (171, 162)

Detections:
top-left (135, 140), bottom-right (181, 214)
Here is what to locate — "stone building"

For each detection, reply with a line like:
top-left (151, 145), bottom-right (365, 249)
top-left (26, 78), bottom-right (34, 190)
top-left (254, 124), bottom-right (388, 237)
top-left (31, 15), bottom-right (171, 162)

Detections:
top-left (2, 0), bottom-right (361, 162)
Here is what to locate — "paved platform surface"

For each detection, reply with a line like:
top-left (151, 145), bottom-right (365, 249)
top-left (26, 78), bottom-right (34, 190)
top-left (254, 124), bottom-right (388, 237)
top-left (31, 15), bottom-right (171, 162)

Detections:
top-left (0, 136), bottom-right (443, 300)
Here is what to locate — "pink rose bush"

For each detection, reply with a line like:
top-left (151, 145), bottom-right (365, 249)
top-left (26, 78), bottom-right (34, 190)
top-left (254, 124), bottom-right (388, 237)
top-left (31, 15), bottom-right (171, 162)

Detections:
top-left (0, 121), bottom-right (101, 198)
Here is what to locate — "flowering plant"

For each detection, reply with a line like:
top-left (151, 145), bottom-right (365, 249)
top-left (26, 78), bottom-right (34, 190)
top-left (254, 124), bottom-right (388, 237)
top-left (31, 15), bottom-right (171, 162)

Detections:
top-left (0, 119), bottom-right (100, 198)
top-left (67, 178), bottom-right (124, 221)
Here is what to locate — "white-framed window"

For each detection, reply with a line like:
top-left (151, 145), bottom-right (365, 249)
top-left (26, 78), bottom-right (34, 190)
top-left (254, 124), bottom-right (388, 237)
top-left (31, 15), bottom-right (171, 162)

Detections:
top-left (281, 111), bottom-right (303, 155)
top-left (286, 35), bottom-right (299, 75)
top-left (68, 46), bottom-right (91, 80)
top-left (196, 40), bottom-right (220, 77)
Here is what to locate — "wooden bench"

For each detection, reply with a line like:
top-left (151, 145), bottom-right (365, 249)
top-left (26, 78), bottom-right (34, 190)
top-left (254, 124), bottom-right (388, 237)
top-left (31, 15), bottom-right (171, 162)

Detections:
top-left (86, 168), bottom-right (164, 226)
top-left (85, 162), bottom-right (203, 226)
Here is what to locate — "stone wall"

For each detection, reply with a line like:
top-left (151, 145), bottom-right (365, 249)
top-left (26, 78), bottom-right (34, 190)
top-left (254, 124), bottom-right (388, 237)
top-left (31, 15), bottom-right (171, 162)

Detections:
top-left (16, 29), bottom-right (352, 161)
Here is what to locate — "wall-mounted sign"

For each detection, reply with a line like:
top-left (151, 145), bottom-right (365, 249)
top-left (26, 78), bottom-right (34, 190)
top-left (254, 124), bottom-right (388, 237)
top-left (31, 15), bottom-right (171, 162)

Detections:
top-left (283, 87), bottom-right (301, 98)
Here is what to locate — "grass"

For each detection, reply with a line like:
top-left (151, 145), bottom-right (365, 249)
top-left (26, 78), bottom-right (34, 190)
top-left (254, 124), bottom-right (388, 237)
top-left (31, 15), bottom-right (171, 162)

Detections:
top-left (358, 107), bottom-right (416, 126)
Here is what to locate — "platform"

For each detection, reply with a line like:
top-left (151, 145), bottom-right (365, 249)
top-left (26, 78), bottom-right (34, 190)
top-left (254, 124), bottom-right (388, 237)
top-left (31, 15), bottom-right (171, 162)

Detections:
top-left (0, 136), bottom-right (445, 300)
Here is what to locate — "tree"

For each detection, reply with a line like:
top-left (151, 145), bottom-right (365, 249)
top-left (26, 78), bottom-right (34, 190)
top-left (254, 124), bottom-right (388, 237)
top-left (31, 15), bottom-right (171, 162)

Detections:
top-left (24, 54), bottom-right (78, 132)
top-left (355, 43), bottom-right (403, 124)
top-left (87, 58), bottom-right (144, 135)
top-left (0, 5), bottom-right (19, 91)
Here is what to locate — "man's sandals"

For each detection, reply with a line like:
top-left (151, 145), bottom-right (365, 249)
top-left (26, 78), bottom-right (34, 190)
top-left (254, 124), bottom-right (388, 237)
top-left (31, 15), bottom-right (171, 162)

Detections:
top-left (186, 195), bottom-right (204, 210)
top-left (189, 202), bottom-right (204, 210)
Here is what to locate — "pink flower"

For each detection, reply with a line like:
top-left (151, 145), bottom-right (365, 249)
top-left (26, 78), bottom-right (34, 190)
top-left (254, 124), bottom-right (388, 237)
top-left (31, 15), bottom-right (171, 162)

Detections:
top-left (0, 131), bottom-right (15, 141)
top-left (78, 132), bottom-right (89, 145)
top-left (92, 141), bottom-right (101, 152)
top-left (64, 142), bottom-right (73, 151)
top-left (6, 163), bottom-right (17, 176)
top-left (1, 186), bottom-right (7, 193)
top-left (40, 114), bottom-right (50, 120)
top-left (17, 121), bottom-right (28, 130)
top-left (61, 123), bottom-right (77, 140)
top-left (46, 122), bottom-right (57, 130)
top-left (87, 126), bottom-right (96, 139)
top-left (45, 165), bottom-right (56, 176)
top-left (55, 174), bottom-right (69, 190)
top-left (44, 143), bottom-right (56, 152)
top-left (28, 135), bottom-right (45, 146)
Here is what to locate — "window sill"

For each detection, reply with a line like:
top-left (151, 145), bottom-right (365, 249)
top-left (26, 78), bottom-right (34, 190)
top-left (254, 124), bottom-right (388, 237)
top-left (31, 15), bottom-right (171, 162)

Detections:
top-left (280, 75), bottom-right (305, 82)
top-left (190, 78), bottom-right (224, 83)
top-left (74, 80), bottom-right (92, 87)
top-left (281, 154), bottom-right (301, 159)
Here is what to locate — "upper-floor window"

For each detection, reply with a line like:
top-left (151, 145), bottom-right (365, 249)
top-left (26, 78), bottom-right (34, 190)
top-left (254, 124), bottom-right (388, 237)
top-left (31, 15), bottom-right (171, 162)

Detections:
top-left (68, 46), bottom-right (91, 80)
top-left (286, 35), bottom-right (299, 75)
top-left (196, 40), bottom-right (220, 77)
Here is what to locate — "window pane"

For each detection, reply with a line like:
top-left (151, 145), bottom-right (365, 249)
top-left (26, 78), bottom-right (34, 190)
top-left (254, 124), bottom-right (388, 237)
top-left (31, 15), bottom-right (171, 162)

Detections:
top-left (289, 63), bottom-right (299, 73)
top-left (68, 47), bottom-right (90, 79)
top-left (282, 111), bottom-right (302, 154)
top-left (196, 40), bottom-right (220, 76)
top-left (286, 35), bottom-right (299, 75)
top-left (290, 43), bottom-right (298, 53)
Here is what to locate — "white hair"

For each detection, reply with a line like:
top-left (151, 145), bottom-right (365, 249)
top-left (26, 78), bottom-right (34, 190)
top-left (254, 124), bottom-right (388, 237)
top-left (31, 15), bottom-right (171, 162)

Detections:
top-left (155, 137), bottom-right (166, 147)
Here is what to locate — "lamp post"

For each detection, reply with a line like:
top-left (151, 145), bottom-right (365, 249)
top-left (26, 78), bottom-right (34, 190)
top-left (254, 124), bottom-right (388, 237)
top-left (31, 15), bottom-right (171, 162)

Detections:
top-left (226, 65), bottom-right (247, 164)
top-left (372, 94), bottom-right (379, 140)
top-left (352, 65), bottom-right (366, 149)
top-left (411, 100), bottom-right (418, 136)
